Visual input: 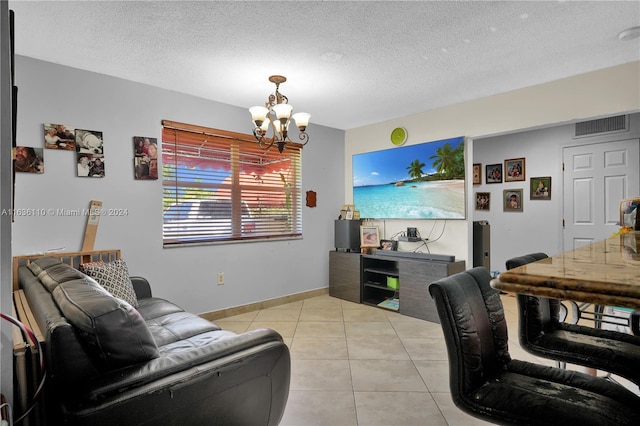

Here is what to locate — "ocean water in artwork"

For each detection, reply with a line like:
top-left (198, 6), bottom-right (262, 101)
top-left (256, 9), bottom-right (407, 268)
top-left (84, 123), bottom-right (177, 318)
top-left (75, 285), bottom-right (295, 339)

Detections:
top-left (354, 180), bottom-right (465, 219)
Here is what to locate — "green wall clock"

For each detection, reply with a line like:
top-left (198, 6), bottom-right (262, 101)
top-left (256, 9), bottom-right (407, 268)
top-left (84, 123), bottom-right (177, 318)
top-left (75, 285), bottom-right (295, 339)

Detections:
top-left (390, 127), bottom-right (407, 146)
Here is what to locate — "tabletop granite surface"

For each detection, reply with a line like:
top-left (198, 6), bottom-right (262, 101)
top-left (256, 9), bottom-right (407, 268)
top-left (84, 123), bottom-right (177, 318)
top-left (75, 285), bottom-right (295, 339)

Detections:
top-left (492, 232), bottom-right (640, 309)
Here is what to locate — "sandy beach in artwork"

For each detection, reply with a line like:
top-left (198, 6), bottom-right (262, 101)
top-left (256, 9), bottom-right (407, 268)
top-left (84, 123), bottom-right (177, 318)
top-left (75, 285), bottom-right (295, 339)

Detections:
top-left (422, 179), bottom-right (464, 194)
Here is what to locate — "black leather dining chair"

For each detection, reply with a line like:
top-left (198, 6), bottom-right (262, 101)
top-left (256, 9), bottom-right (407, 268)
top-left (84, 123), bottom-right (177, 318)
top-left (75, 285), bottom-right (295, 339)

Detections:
top-left (428, 267), bottom-right (640, 425)
top-left (507, 253), bottom-right (640, 386)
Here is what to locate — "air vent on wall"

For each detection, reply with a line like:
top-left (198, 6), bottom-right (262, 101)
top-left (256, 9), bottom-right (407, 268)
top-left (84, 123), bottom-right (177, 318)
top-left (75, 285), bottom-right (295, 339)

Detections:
top-left (574, 115), bottom-right (628, 138)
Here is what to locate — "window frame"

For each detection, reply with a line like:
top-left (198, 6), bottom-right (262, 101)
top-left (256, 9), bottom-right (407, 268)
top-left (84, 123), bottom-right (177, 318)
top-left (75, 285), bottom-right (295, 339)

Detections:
top-left (161, 120), bottom-right (303, 247)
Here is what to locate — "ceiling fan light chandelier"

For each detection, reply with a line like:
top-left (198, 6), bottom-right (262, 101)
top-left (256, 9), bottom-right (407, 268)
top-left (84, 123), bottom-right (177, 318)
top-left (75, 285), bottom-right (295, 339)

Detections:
top-left (249, 75), bottom-right (311, 153)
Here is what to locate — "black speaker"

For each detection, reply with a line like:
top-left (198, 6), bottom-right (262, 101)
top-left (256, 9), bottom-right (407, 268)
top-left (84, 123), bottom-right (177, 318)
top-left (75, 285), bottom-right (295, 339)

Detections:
top-left (473, 221), bottom-right (491, 268)
top-left (335, 220), bottom-right (362, 251)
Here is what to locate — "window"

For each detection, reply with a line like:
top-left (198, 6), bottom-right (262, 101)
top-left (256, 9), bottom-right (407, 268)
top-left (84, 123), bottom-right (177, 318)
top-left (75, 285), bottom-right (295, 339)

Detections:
top-left (162, 120), bottom-right (302, 246)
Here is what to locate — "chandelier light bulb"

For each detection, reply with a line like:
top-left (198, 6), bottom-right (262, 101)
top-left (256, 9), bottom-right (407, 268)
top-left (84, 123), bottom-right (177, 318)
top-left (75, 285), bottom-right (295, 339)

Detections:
top-left (272, 103), bottom-right (293, 121)
top-left (273, 120), bottom-right (282, 135)
top-left (249, 106), bottom-right (269, 126)
top-left (292, 112), bottom-right (311, 130)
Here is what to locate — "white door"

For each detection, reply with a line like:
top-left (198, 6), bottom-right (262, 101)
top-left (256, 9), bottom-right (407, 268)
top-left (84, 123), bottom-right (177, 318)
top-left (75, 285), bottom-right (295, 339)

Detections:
top-left (563, 138), bottom-right (639, 251)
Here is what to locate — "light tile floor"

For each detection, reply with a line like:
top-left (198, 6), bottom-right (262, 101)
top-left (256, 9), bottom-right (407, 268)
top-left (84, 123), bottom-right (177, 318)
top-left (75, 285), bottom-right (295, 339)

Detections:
top-left (214, 293), bottom-right (638, 426)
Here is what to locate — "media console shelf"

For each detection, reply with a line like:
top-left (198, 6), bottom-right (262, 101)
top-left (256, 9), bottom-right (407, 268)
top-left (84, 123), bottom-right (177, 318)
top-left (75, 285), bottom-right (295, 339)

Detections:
top-left (329, 251), bottom-right (465, 323)
top-left (362, 256), bottom-right (400, 310)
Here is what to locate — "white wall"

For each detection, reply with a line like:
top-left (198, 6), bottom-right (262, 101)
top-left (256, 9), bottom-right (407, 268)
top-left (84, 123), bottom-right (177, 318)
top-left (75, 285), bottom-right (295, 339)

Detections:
top-left (345, 61), bottom-right (640, 266)
top-left (11, 56), bottom-right (345, 314)
top-left (473, 114), bottom-right (640, 272)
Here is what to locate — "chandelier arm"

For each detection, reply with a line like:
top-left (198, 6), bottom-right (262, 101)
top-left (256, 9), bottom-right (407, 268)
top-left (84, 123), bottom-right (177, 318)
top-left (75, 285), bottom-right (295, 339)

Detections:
top-left (252, 128), bottom-right (275, 151)
top-left (297, 132), bottom-right (309, 146)
top-left (252, 127), bottom-right (264, 144)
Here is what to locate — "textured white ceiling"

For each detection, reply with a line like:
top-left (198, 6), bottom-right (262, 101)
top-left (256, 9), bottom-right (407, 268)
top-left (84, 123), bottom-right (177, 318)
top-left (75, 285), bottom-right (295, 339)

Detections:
top-left (8, 0), bottom-right (640, 130)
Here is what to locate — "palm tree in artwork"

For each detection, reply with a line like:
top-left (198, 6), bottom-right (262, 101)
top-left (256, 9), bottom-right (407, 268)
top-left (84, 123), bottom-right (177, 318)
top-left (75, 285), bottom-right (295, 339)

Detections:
top-left (430, 143), bottom-right (454, 177)
top-left (406, 159), bottom-right (425, 180)
top-left (430, 142), bottom-right (464, 179)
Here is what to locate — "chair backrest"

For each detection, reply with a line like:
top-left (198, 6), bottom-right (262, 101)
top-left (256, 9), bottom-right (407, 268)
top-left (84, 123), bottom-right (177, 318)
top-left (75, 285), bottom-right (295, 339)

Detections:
top-left (505, 252), bottom-right (548, 270)
top-left (428, 267), bottom-right (511, 399)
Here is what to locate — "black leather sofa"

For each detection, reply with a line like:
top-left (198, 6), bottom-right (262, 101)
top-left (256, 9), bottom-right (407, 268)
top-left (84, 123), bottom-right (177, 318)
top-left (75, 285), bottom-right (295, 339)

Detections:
top-left (17, 257), bottom-right (290, 425)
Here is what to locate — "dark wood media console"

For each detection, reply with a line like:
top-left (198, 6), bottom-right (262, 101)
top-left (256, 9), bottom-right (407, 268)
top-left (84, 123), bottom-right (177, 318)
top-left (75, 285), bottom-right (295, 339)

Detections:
top-left (329, 251), bottom-right (465, 323)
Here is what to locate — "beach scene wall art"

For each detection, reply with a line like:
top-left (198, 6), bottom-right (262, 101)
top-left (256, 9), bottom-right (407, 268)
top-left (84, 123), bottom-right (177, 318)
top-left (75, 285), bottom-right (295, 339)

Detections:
top-left (353, 136), bottom-right (465, 219)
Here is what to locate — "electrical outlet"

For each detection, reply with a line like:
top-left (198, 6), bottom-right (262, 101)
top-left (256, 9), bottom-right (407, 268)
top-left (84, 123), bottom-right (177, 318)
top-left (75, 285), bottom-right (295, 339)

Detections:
top-left (217, 272), bottom-right (224, 285)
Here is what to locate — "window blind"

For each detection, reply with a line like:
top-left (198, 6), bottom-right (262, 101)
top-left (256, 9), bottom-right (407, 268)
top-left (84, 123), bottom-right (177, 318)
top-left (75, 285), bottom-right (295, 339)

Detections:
top-left (161, 120), bottom-right (302, 246)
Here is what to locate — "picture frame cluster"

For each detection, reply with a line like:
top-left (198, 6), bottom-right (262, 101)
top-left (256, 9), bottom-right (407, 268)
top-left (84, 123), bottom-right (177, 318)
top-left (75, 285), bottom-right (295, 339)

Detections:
top-left (13, 122), bottom-right (158, 181)
top-left (339, 204), bottom-right (360, 220)
top-left (478, 157), bottom-right (525, 185)
top-left (473, 157), bottom-right (551, 212)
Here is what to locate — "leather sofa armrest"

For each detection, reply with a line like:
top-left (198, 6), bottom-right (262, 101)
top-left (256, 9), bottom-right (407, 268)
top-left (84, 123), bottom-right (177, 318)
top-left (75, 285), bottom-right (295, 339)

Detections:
top-left (130, 276), bottom-right (152, 300)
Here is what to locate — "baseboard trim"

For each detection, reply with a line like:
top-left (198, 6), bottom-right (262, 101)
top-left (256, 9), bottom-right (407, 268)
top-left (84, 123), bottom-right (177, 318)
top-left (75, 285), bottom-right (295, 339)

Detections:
top-left (200, 287), bottom-right (329, 321)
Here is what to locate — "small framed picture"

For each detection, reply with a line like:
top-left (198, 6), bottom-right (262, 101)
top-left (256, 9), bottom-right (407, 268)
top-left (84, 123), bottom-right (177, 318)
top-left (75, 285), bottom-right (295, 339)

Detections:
top-left (504, 189), bottom-right (524, 212)
top-left (472, 163), bottom-right (482, 185)
top-left (133, 136), bottom-right (158, 180)
top-left (44, 123), bottom-right (76, 150)
top-left (475, 192), bottom-right (490, 210)
top-left (341, 204), bottom-right (355, 219)
top-left (485, 164), bottom-right (502, 184)
top-left (76, 154), bottom-right (105, 178)
top-left (75, 129), bottom-right (104, 155)
top-left (14, 146), bottom-right (44, 174)
top-left (380, 239), bottom-right (398, 251)
top-left (504, 158), bottom-right (525, 182)
top-left (360, 225), bottom-right (380, 247)
top-left (530, 176), bottom-right (551, 200)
